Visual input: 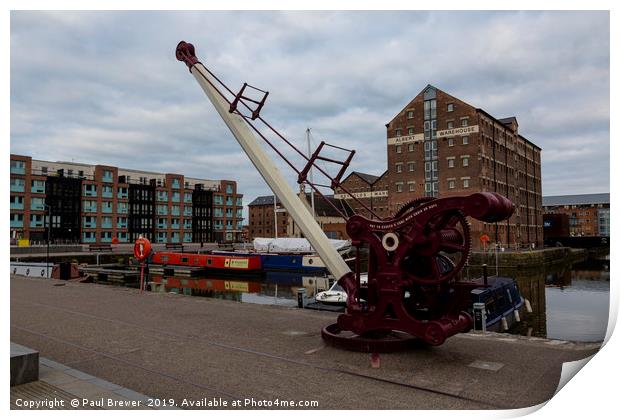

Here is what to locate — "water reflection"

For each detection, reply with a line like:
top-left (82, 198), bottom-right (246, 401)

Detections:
top-left (148, 271), bottom-right (331, 307)
top-left (146, 250), bottom-right (609, 342)
top-left (468, 251), bottom-right (609, 342)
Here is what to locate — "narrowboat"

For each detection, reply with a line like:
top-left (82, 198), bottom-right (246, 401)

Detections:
top-left (150, 252), bottom-right (262, 273)
top-left (213, 250), bottom-right (327, 272)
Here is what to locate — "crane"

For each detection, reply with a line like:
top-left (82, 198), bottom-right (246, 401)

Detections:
top-left (176, 41), bottom-right (514, 350)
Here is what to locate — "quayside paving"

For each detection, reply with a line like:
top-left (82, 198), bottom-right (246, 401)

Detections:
top-left (10, 274), bottom-right (600, 410)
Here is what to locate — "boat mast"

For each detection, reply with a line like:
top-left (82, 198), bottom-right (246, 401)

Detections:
top-left (306, 128), bottom-right (316, 218)
top-left (176, 42), bottom-right (351, 280)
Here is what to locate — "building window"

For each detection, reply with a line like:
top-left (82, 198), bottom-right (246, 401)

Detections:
top-left (407, 127), bottom-right (414, 135)
top-left (407, 111), bottom-right (414, 119)
top-left (425, 182), bottom-right (432, 193)
top-left (462, 157), bottom-right (469, 167)
top-left (396, 145), bottom-right (402, 153)
top-left (395, 129), bottom-right (402, 137)
top-left (448, 180), bottom-right (456, 189)
top-left (447, 103), bottom-right (454, 112)
top-left (447, 121), bottom-right (454, 129)
top-left (448, 138), bottom-right (454, 147)
top-left (461, 118), bottom-right (469, 127)
top-left (408, 182), bottom-right (415, 192)
top-left (463, 179), bottom-right (470, 188)
top-left (462, 136), bottom-right (469, 145)
top-left (396, 163), bottom-right (403, 173)
top-left (407, 143), bottom-right (414, 152)
top-left (395, 183), bottom-right (403, 193)
top-left (408, 162), bottom-right (414, 172)
top-left (448, 158), bottom-right (455, 168)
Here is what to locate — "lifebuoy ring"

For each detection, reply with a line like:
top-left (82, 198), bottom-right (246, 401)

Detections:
top-left (134, 237), bottom-right (152, 261)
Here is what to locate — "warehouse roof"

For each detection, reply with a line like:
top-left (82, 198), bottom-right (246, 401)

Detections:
top-left (248, 193), bottom-right (354, 218)
top-left (542, 193), bottom-right (610, 207)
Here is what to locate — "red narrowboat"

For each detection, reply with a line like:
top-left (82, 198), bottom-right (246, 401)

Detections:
top-left (151, 252), bottom-right (262, 273)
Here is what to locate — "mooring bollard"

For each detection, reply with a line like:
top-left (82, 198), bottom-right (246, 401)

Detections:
top-left (297, 288), bottom-right (307, 308)
top-left (473, 302), bottom-right (487, 332)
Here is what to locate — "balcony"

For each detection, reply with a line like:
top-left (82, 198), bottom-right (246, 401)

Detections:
top-left (117, 221), bottom-right (128, 229)
top-left (83, 205), bottom-right (98, 213)
top-left (183, 208), bottom-right (192, 217)
top-left (82, 234), bottom-right (97, 243)
top-left (171, 179), bottom-right (181, 189)
top-left (101, 220), bottom-right (113, 229)
top-left (102, 189), bottom-right (113, 199)
top-left (157, 192), bottom-right (168, 202)
top-left (183, 233), bottom-right (192, 243)
top-left (101, 235), bottom-right (113, 243)
top-left (11, 202), bottom-right (24, 210)
top-left (118, 189), bottom-right (128, 199)
top-left (117, 205), bottom-right (128, 214)
top-left (30, 220), bottom-right (45, 228)
top-left (101, 205), bottom-right (113, 214)
top-left (157, 207), bottom-right (168, 216)
top-left (30, 201), bottom-right (45, 211)
top-left (84, 187), bottom-right (97, 197)
top-left (10, 164), bottom-right (26, 175)
top-left (184, 194), bottom-right (192, 203)
top-left (171, 222), bottom-right (180, 229)
top-left (170, 233), bottom-right (180, 243)
top-left (184, 221), bottom-right (192, 229)
top-left (83, 220), bottom-right (97, 229)
top-left (10, 182), bottom-right (25, 193)
top-left (102, 172), bottom-right (114, 183)
top-left (226, 198), bottom-right (233, 206)
top-left (10, 220), bottom-right (24, 228)
top-left (157, 222), bottom-right (168, 229)
top-left (171, 193), bottom-right (180, 203)
top-left (171, 208), bottom-right (181, 216)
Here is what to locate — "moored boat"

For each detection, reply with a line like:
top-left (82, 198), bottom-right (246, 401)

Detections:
top-left (151, 252), bottom-right (262, 273)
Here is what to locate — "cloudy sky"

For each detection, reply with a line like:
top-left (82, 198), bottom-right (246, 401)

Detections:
top-left (10, 11), bottom-right (610, 211)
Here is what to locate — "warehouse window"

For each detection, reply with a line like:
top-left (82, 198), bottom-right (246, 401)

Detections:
top-left (462, 136), bottom-right (469, 145)
top-left (407, 111), bottom-right (414, 119)
top-left (447, 103), bottom-right (454, 112)
top-left (396, 145), bottom-right (402, 153)
top-left (408, 143), bottom-right (414, 152)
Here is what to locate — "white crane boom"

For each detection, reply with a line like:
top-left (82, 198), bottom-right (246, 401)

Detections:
top-left (176, 42), bottom-right (352, 280)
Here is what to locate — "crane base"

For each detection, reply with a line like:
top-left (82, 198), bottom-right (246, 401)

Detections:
top-left (321, 323), bottom-right (422, 353)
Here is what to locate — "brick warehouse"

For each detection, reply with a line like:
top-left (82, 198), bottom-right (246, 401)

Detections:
top-left (333, 84), bottom-right (543, 249)
top-left (248, 193), bottom-right (354, 240)
top-left (9, 154), bottom-right (244, 244)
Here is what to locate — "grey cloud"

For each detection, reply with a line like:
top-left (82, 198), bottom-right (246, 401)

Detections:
top-left (11, 10), bottom-right (609, 215)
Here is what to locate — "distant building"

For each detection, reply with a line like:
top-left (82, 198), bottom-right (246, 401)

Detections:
top-left (9, 154), bottom-right (244, 244)
top-left (385, 84), bottom-right (543, 249)
top-left (334, 171), bottom-right (390, 219)
top-left (247, 193), bottom-right (354, 240)
top-left (542, 193), bottom-right (610, 237)
top-left (332, 84), bottom-right (543, 249)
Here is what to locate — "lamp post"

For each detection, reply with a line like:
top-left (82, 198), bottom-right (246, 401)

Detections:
top-left (44, 204), bottom-right (51, 278)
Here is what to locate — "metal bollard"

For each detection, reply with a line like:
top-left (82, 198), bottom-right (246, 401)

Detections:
top-left (473, 302), bottom-right (487, 332)
top-left (297, 288), bottom-right (307, 308)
